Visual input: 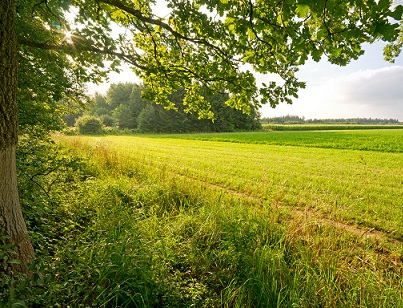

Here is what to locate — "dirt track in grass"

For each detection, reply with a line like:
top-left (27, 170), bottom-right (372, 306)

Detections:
top-left (171, 169), bottom-right (403, 247)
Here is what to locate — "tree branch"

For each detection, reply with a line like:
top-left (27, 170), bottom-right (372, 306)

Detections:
top-left (17, 38), bottom-right (147, 70)
top-left (98, 0), bottom-right (229, 60)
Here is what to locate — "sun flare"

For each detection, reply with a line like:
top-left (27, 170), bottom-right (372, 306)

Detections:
top-left (64, 30), bottom-right (74, 44)
top-left (65, 31), bottom-right (72, 38)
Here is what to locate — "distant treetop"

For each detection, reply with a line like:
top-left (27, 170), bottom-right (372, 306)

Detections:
top-left (262, 115), bottom-right (401, 124)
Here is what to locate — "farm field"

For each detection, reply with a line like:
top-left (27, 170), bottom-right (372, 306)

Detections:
top-left (158, 128), bottom-right (403, 152)
top-left (52, 129), bottom-right (403, 306)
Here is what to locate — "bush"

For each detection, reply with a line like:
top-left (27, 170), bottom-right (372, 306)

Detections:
top-left (75, 116), bottom-right (103, 134)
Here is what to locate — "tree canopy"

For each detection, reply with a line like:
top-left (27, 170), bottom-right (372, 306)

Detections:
top-left (16, 0), bottom-right (403, 125)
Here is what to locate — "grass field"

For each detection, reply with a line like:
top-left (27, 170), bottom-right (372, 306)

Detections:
top-left (60, 130), bottom-right (403, 237)
top-left (157, 129), bottom-right (403, 152)
top-left (39, 128), bottom-right (402, 306)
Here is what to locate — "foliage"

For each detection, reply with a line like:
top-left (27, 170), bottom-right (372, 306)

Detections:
top-left (105, 83), bottom-right (147, 129)
top-left (15, 0), bottom-right (403, 120)
top-left (16, 0), bottom-right (100, 136)
top-left (1, 135), bottom-right (94, 305)
top-left (100, 114), bottom-right (115, 127)
top-left (137, 105), bottom-right (159, 132)
top-left (385, 19), bottom-right (403, 62)
top-left (112, 104), bottom-right (138, 129)
top-left (262, 123), bottom-right (403, 132)
top-left (82, 83), bottom-right (261, 133)
top-left (75, 115), bottom-right (103, 135)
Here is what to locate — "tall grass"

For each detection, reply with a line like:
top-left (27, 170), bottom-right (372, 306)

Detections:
top-left (4, 133), bottom-right (402, 306)
top-left (34, 175), bottom-right (403, 306)
top-left (60, 134), bottom-right (403, 239)
top-left (44, 134), bottom-right (403, 306)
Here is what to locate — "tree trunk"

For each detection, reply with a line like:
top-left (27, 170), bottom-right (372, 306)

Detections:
top-left (0, 0), bottom-right (34, 274)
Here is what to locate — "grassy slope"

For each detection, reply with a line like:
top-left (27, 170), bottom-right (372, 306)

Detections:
top-left (41, 130), bottom-right (403, 306)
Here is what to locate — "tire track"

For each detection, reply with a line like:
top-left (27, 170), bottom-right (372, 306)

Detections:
top-left (165, 168), bottom-right (403, 246)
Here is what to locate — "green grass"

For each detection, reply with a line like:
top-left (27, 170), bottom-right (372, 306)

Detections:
top-left (156, 129), bottom-right (403, 152)
top-left (55, 130), bottom-right (403, 306)
top-left (60, 132), bottom-right (403, 239)
top-left (6, 130), bottom-right (402, 306)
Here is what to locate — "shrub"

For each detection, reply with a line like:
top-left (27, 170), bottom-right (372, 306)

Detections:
top-left (75, 116), bottom-right (103, 134)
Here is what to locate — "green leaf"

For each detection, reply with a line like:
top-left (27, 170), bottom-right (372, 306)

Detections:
top-left (378, 0), bottom-right (390, 11)
top-left (296, 4), bottom-right (310, 18)
top-left (311, 47), bottom-right (321, 62)
top-left (389, 5), bottom-right (403, 20)
top-left (247, 28), bottom-right (256, 40)
top-left (243, 50), bottom-right (255, 61)
top-left (330, 48), bottom-right (342, 58)
top-left (277, 14), bottom-right (283, 24)
top-left (225, 16), bottom-right (235, 25)
top-left (384, 24), bottom-right (399, 41)
top-left (317, 28), bottom-right (328, 40)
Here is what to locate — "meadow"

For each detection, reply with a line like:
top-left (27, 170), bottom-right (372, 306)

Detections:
top-left (6, 129), bottom-right (402, 306)
top-left (160, 128), bottom-right (403, 152)
top-left (49, 128), bottom-right (403, 306)
top-left (64, 130), bottom-right (403, 236)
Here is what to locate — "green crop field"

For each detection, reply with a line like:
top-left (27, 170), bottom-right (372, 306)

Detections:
top-left (156, 128), bottom-right (403, 152)
top-left (47, 129), bottom-right (403, 306)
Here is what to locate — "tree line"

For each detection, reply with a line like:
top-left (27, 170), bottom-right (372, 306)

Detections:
top-left (66, 83), bottom-right (262, 133)
top-left (261, 115), bottom-right (401, 124)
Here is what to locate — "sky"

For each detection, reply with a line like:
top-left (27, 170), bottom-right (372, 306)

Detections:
top-left (259, 42), bottom-right (403, 121)
top-left (88, 3), bottom-right (403, 122)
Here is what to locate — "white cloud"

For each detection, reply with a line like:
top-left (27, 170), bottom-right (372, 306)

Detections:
top-left (260, 65), bottom-right (403, 121)
top-left (260, 41), bottom-right (403, 121)
top-left (335, 66), bottom-right (403, 107)
top-left (87, 62), bottom-right (140, 95)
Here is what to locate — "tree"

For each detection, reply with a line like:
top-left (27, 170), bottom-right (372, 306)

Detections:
top-left (92, 93), bottom-right (112, 117)
top-left (1, 0), bottom-right (402, 273)
top-left (1, 0), bottom-right (35, 273)
top-left (107, 83), bottom-right (148, 128)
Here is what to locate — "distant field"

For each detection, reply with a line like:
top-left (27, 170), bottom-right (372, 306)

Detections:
top-left (157, 129), bottom-right (403, 152)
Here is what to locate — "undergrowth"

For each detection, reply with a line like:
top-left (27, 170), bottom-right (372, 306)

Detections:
top-left (1, 135), bottom-right (403, 307)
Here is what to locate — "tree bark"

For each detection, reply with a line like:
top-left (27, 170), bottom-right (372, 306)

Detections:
top-left (0, 0), bottom-right (34, 273)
